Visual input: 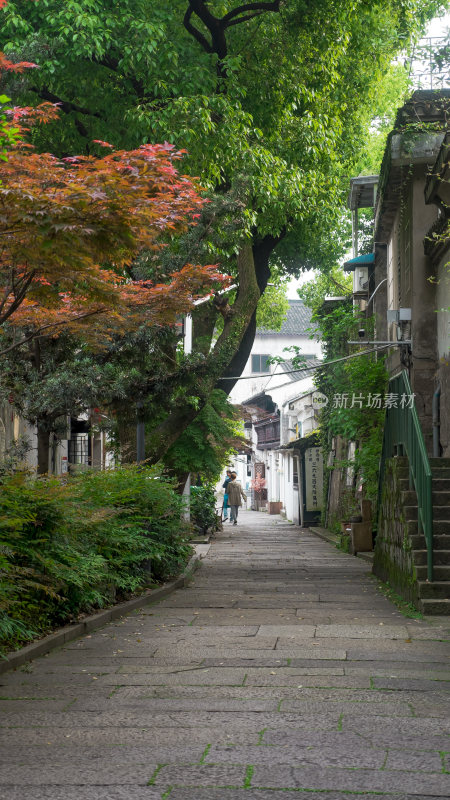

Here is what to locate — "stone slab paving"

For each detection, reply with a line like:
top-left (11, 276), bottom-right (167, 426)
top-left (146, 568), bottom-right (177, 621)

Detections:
top-left (1, 510), bottom-right (450, 799)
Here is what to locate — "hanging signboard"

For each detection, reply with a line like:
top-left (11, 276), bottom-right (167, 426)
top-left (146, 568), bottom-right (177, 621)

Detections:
top-left (305, 446), bottom-right (323, 512)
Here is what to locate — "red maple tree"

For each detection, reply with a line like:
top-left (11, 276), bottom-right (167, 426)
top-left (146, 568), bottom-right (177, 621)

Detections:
top-left (0, 44), bottom-right (228, 342)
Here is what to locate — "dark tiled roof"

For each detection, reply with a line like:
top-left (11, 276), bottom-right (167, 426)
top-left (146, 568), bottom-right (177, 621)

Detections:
top-left (282, 358), bottom-right (322, 382)
top-left (256, 299), bottom-right (312, 336)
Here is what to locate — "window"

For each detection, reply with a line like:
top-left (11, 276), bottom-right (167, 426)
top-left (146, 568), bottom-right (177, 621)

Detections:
top-left (68, 433), bottom-right (90, 465)
top-left (252, 354), bottom-right (270, 373)
top-left (293, 456), bottom-right (299, 488)
top-left (255, 417), bottom-right (280, 445)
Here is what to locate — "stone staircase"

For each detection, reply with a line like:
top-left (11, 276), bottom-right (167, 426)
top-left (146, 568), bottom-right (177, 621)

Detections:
top-left (399, 457), bottom-right (450, 614)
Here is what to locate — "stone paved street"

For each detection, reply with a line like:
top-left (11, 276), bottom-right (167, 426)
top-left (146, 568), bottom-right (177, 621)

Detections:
top-left (1, 510), bottom-right (450, 799)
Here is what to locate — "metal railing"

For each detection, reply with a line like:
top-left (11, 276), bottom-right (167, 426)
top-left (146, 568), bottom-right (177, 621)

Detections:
top-left (378, 371), bottom-right (433, 581)
top-left (407, 36), bottom-right (450, 90)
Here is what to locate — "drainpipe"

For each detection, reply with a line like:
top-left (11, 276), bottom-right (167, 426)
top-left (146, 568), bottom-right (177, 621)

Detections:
top-left (432, 383), bottom-right (441, 458)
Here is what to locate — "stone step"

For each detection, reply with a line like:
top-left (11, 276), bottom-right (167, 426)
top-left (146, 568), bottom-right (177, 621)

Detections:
top-left (408, 521), bottom-right (450, 540)
top-left (406, 506), bottom-right (450, 521)
top-left (399, 477), bottom-right (450, 491)
top-left (433, 506), bottom-right (450, 520)
top-left (420, 598), bottom-right (450, 615)
top-left (413, 549), bottom-right (450, 566)
top-left (410, 532), bottom-right (450, 549)
top-left (401, 490), bottom-right (417, 505)
top-left (404, 505), bottom-right (418, 520)
top-left (432, 478), bottom-right (450, 490)
top-left (432, 491), bottom-right (450, 506)
top-left (416, 564), bottom-right (450, 581)
top-left (432, 468), bottom-right (450, 478)
top-left (418, 580), bottom-right (450, 599)
top-left (429, 457), bottom-right (450, 468)
top-left (401, 489), bottom-right (450, 505)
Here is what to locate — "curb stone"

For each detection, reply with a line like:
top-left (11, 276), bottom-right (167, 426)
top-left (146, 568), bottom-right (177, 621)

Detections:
top-left (0, 546), bottom-right (208, 676)
top-left (309, 526), bottom-right (375, 567)
top-left (309, 526), bottom-right (339, 546)
top-left (357, 550), bottom-right (375, 565)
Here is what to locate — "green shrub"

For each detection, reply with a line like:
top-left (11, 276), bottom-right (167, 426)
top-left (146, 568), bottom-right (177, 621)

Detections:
top-left (0, 465), bottom-right (192, 654)
top-left (190, 485), bottom-right (218, 534)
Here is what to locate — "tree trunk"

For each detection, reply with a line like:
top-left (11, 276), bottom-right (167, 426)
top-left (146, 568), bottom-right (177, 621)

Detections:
top-left (175, 469), bottom-right (190, 495)
top-left (37, 423), bottom-right (50, 475)
top-left (148, 242), bottom-right (261, 462)
top-left (147, 233), bottom-right (283, 465)
top-left (116, 416), bottom-right (137, 463)
top-left (192, 302), bottom-right (219, 356)
top-left (216, 233), bottom-right (282, 395)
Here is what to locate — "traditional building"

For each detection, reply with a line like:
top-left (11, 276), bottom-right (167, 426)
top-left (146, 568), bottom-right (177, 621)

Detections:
top-left (229, 299), bottom-right (322, 406)
top-left (340, 90), bottom-right (450, 612)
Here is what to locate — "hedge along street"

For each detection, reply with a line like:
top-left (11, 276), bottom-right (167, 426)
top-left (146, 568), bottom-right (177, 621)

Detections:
top-left (0, 548), bottom-right (206, 677)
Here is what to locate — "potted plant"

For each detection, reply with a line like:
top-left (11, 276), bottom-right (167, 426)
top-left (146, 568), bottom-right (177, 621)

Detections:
top-left (251, 475), bottom-right (267, 511)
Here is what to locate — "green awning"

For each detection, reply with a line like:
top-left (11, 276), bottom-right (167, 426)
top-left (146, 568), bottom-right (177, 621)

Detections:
top-left (343, 252), bottom-right (375, 272)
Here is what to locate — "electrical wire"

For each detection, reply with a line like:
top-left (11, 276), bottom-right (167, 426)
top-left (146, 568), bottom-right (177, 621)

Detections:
top-left (219, 344), bottom-right (393, 383)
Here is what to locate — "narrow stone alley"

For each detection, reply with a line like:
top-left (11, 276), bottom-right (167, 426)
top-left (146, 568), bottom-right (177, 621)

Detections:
top-left (1, 511), bottom-right (450, 799)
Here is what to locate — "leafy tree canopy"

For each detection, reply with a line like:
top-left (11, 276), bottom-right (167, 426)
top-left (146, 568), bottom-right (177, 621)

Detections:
top-left (0, 0), bottom-right (445, 467)
top-left (298, 265), bottom-right (353, 316)
top-left (1, 0), bottom-right (444, 265)
top-left (256, 282), bottom-right (289, 331)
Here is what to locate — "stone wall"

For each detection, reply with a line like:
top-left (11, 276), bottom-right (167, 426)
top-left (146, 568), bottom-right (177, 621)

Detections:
top-left (373, 457), bottom-right (419, 606)
top-left (436, 247), bottom-right (450, 457)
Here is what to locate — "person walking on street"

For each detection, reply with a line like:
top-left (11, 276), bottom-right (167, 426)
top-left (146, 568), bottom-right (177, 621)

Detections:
top-left (227, 471), bottom-right (247, 526)
top-left (222, 469), bottom-right (232, 520)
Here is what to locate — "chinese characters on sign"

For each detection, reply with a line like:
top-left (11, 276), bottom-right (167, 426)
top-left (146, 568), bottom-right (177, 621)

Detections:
top-left (331, 393), bottom-right (415, 409)
top-left (305, 446), bottom-right (323, 513)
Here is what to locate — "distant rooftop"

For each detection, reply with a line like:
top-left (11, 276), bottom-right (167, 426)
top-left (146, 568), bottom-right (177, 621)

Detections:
top-left (281, 357), bottom-right (322, 382)
top-left (256, 298), bottom-right (312, 336)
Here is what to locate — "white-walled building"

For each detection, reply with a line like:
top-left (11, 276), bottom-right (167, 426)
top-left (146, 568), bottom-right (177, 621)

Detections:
top-left (219, 298), bottom-right (325, 521)
top-left (246, 363), bottom-right (323, 525)
top-left (225, 297), bottom-right (324, 525)
top-left (229, 299), bottom-right (322, 405)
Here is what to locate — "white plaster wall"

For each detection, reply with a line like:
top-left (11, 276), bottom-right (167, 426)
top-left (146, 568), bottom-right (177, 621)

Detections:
top-left (279, 390), bottom-right (318, 446)
top-left (264, 372), bottom-right (316, 412)
top-left (281, 451), bottom-right (296, 522)
top-left (229, 332), bottom-right (321, 405)
top-left (387, 212), bottom-right (399, 342)
top-left (267, 450), bottom-right (277, 501)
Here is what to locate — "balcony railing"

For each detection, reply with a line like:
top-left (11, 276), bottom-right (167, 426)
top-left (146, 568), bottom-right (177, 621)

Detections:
top-left (407, 36), bottom-right (450, 90)
top-left (255, 416), bottom-right (280, 447)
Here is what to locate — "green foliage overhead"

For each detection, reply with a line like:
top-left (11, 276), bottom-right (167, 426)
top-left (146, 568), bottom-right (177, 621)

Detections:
top-left (1, 0), bottom-right (443, 264)
top-left (256, 282), bottom-right (289, 331)
top-left (298, 266), bottom-right (353, 315)
top-left (0, 0), bottom-right (444, 469)
top-left (163, 389), bottom-right (244, 482)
